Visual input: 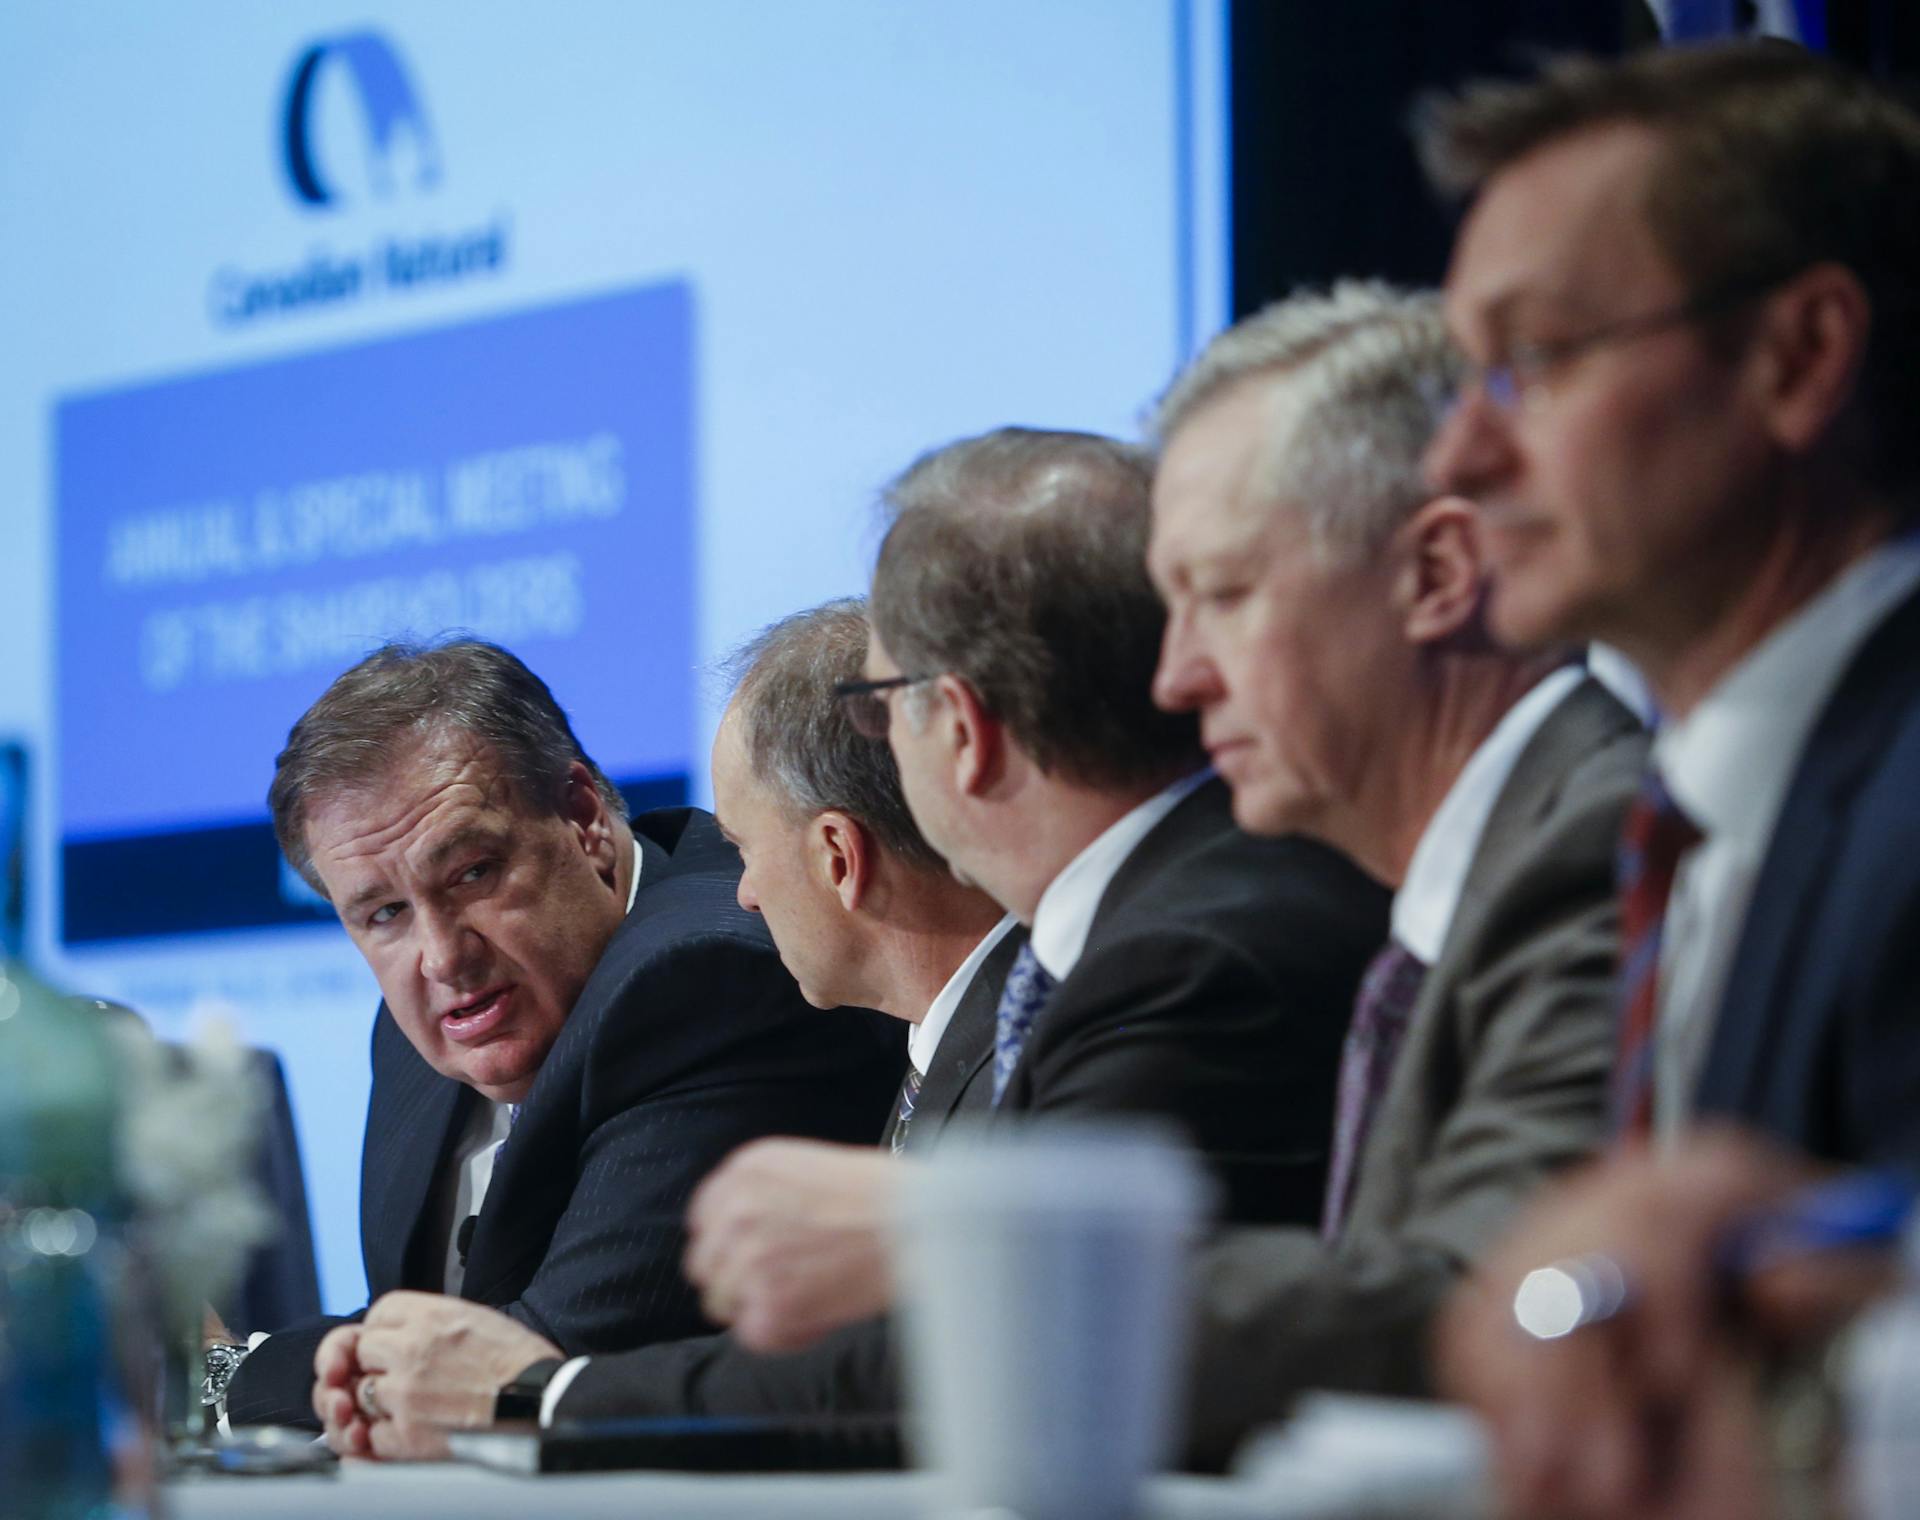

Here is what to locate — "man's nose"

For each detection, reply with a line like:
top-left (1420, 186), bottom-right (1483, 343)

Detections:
top-left (1423, 387), bottom-right (1518, 500)
top-left (736, 874), bottom-right (760, 916)
top-left (418, 907), bottom-right (484, 985)
top-left (1152, 610), bottom-right (1221, 715)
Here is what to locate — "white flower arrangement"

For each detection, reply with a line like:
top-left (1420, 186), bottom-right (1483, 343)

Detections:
top-left (109, 1014), bottom-right (276, 1332)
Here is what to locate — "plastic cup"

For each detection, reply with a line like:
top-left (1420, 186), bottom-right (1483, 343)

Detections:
top-left (892, 1120), bottom-right (1214, 1520)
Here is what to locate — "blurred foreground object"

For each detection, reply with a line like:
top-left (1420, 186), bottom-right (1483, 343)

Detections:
top-left (0, 962), bottom-right (139, 1517)
top-left (1844, 1212), bottom-right (1920, 1520)
top-left (0, 963), bottom-right (270, 1517)
top-left (892, 1120), bottom-right (1213, 1520)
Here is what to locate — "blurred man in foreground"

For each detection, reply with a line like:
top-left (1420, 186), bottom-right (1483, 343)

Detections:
top-left (220, 638), bottom-right (901, 1433)
top-left (317, 602), bottom-right (1017, 1453)
top-left (1420, 43), bottom-right (1920, 1517)
top-left (1147, 281), bottom-right (1644, 1464)
top-left (675, 427), bottom-right (1391, 1361)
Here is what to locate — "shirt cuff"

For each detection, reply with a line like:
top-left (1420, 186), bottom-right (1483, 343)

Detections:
top-left (538, 1355), bottom-right (592, 1428)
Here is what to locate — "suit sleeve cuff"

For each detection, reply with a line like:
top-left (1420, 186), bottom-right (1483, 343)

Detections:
top-left (213, 1332), bottom-right (275, 1437)
top-left (539, 1356), bottom-right (593, 1428)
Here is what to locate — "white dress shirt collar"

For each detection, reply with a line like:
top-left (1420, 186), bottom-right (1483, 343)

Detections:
top-left (1647, 535), bottom-right (1920, 1136)
top-left (625, 832), bottom-right (643, 912)
top-left (907, 913), bottom-right (1019, 1077)
top-left (1393, 666), bottom-right (1587, 964)
top-left (1655, 537), bottom-right (1920, 848)
top-left (1029, 768), bottom-right (1213, 981)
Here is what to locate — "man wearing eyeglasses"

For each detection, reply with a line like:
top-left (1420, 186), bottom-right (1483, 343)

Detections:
top-left (662, 428), bottom-right (1392, 1364)
top-left (1420, 43), bottom-right (1920, 1518)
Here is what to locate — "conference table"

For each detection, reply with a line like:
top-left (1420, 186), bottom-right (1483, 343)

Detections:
top-left (164, 1397), bottom-right (1490, 1520)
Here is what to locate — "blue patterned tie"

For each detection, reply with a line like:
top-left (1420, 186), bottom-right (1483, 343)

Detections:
top-left (992, 941), bottom-right (1058, 1105)
top-left (890, 1067), bottom-right (923, 1156)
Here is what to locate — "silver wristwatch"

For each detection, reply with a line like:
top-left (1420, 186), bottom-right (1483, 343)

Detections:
top-left (201, 1341), bottom-right (252, 1407)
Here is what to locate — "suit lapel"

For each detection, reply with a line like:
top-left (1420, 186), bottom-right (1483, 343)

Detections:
top-left (1434, 677), bottom-right (1638, 973)
top-left (914, 925), bottom-right (1028, 1139)
top-left (360, 1013), bottom-right (471, 1294)
top-left (1695, 586), bottom-right (1920, 1118)
top-left (1352, 678), bottom-right (1638, 1210)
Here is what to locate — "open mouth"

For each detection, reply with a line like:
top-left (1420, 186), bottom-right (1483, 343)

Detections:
top-left (440, 986), bottom-right (512, 1044)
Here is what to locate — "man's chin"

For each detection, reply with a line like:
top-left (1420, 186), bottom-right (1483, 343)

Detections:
top-left (1227, 778), bottom-right (1303, 840)
top-left (1486, 576), bottom-right (1599, 654)
top-left (449, 1035), bottom-right (547, 1104)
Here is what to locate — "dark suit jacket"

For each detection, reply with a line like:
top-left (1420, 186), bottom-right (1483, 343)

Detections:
top-left (1182, 677), bottom-right (1645, 1466)
top-left (551, 776), bottom-right (1390, 1425)
top-left (227, 807), bottom-right (905, 1427)
top-left (879, 924), bottom-right (1027, 1153)
top-left (1695, 581), bottom-right (1920, 1164)
top-left (553, 921), bottom-right (1026, 1424)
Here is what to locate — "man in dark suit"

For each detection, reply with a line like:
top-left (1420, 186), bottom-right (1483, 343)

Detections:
top-left (307, 600), bottom-right (1013, 1454)
top-left (1145, 282), bottom-right (1646, 1463)
top-left (1417, 44), bottom-right (1920, 1517)
top-left (645, 427), bottom-right (1389, 1372)
top-left (217, 639), bottom-right (903, 1436)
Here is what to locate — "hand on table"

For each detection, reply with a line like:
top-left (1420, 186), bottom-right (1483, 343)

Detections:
top-left (685, 1137), bottom-right (905, 1352)
top-left (1435, 1127), bottom-right (1853, 1520)
top-left (313, 1291), bottom-right (562, 1461)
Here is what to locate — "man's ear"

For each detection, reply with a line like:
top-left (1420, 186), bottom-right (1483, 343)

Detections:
top-left (813, 811), bottom-right (870, 912)
top-left (1752, 262), bottom-right (1871, 462)
top-left (933, 675), bottom-right (1003, 798)
top-left (1397, 496), bottom-right (1487, 647)
top-left (564, 760), bottom-right (619, 881)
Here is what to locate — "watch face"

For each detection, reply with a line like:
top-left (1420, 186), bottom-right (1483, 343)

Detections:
top-left (201, 1343), bottom-right (248, 1405)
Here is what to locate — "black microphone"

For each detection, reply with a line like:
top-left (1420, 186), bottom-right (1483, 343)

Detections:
top-left (456, 1213), bottom-right (478, 1268)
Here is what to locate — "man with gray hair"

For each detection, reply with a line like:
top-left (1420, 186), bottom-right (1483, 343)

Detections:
top-left (304, 601), bottom-right (1017, 1453)
top-left (1146, 282), bottom-right (1645, 1462)
top-left (217, 638), bottom-right (904, 1445)
top-left (665, 426), bottom-right (1393, 1366)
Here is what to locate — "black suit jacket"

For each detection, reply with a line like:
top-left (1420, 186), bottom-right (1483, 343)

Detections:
top-left (227, 807), bottom-right (905, 1426)
top-left (552, 777), bottom-right (1389, 1424)
top-left (1694, 580), bottom-right (1920, 1164)
top-left (879, 923), bottom-right (1027, 1154)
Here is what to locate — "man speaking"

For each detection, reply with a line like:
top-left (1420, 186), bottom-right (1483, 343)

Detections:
top-left (217, 638), bottom-right (903, 1427)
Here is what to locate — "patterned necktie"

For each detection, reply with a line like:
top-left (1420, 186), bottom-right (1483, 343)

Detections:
top-left (890, 1066), bottom-right (924, 1156)
top-left (992, 941), bottom-right (1058, 1106)
top-left (1321, 938), bottom-right (1428, 1239)
top-left (1612, 769), bottom-right (1702, 1139)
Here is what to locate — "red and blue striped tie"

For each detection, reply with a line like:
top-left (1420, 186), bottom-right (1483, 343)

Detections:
top-left (1612, 770), bottom-right (1701, 1139)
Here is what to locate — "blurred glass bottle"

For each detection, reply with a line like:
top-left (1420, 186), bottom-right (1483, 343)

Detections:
top-left (0, 960), bottom-right (144, 1520)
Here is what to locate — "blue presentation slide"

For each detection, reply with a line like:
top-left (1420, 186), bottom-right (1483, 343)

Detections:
top-left (1, 1), bottom-right (1227, 1312)
top-left (57, 284), bottom-right (695, 941)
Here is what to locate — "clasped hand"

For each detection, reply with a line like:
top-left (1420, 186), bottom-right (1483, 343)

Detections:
top-left (313, 1291), bottom-right (561, 1461)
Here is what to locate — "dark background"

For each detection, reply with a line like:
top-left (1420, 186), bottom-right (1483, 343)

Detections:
top-left (1228, 0), bottom-right (1920, 314)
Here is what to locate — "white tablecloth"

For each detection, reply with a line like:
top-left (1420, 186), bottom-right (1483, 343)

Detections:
top-left (166, 1398), bottom-right (1490, 1520)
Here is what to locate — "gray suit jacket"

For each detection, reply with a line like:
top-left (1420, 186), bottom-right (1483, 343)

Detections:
top-left (1183, 676), bottom-right (1647, 1467)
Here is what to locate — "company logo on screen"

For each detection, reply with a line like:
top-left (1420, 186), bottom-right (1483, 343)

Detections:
top-left (210, 30), bottom-right (507, 326)
top-left (281, 31), bottom-right (440, 209)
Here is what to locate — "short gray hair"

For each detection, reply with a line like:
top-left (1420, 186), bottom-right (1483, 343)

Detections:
top-left (268, 638), bottom-right (626, 896)
top-left (1153, 281), bottom-right (1461, 563)
top-left (871, 427), bottom-right (1201, 789)
top-left (725, 599), bottom-right (942, 871)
